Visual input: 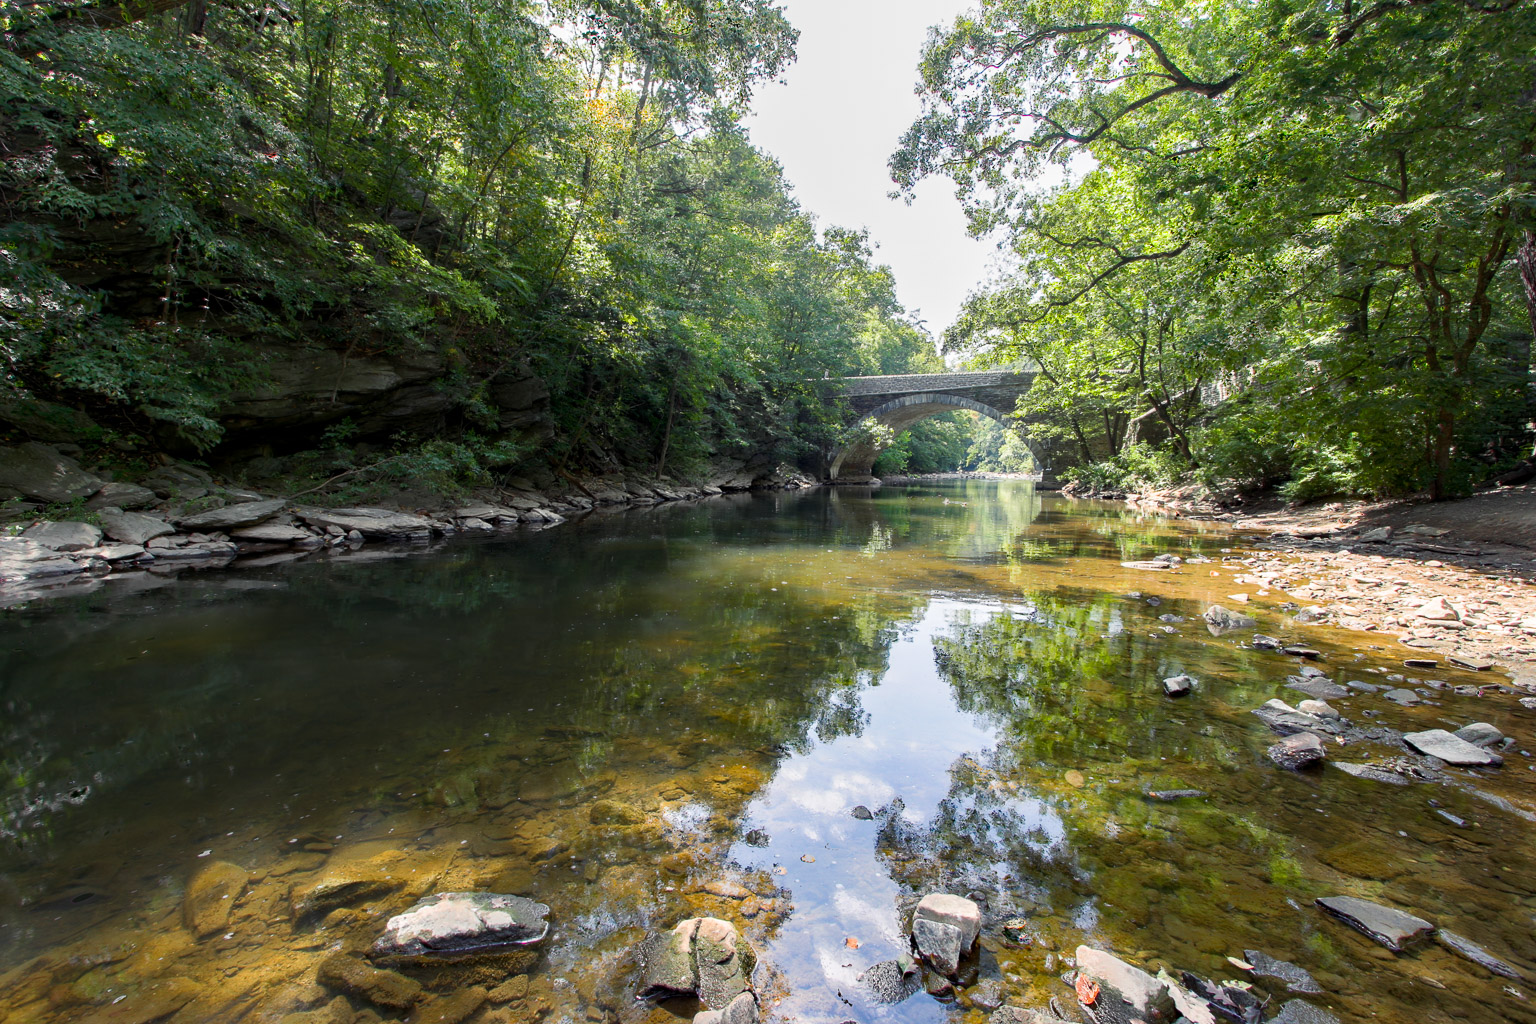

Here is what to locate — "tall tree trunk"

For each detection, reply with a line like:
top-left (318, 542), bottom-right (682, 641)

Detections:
top-left (1519, 228), bottom-right (1536, 339)
top-left (1430, 406), bottom-right (1456, 500)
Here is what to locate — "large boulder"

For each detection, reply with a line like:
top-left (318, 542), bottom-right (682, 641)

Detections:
top-left (637, 917), bottom-right (756, 1009)
top-left (98, 509), bottom-right (176, 545)
top-left (0, 442), bottom-right (103, 502)
top-left (183, 861), bottom-right (249, 938)
top-left (21, 520), bottom-right (103, 552)
top-left (0, 395), bottom-right (102, 443)
top-left (177, 498), bottom-right (286, 531)
top-left (1074, 946), bottom-right (1178, 1024)
top-left (369, 892), bottom-right (549, 959)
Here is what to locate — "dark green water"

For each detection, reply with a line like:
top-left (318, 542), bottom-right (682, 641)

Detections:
top-left (0, 483), bottom-right (1532, 1024)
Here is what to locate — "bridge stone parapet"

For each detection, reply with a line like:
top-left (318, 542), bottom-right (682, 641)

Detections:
top-left (827, 370), bottom-right (1055, 486)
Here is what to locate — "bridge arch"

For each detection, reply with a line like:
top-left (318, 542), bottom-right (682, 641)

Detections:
top-left (828, 391), bottom-right (1049, 482)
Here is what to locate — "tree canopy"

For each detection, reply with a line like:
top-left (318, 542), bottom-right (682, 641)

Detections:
top-left (894, 0), bottom-right (1536, 498)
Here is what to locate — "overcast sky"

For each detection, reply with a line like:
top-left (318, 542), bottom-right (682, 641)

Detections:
top-left (743, 0), bottom-right (998, 341)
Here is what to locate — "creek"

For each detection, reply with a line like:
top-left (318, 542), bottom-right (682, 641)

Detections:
top-left (0, 482), bottom-right (1532, 1024)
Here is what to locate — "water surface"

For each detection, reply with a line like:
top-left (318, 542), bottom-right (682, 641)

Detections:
top-left (1, 483), bottom-right (1532, 1024)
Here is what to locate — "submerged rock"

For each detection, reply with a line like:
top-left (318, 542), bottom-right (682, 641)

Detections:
top-left (182, 860), bottom-right (249, 939)
top-left (1314, 896), bottom-right (1435, 952)
top-left (860, 955), bottom-right (920, 1004)
top-left (317, 952), bottom-right (423, 1010)
top-left (1204, 605), bottom-right (1256, 632)
top-left (1436, 930), bottom-right (1523, 979)
top-left (694, 991), bottom-right (759, 1024)
top-left (1268, 1000), bottom-right (1340, 1024)
top-left (1403, 729), bottom-right (1503, 766)
top-left (1286, 677), bottom-right (1349, 701)
top-left (1242, 950), bottom-right (1322, 994)
top-left (369, 892), bottom-right (549, 959)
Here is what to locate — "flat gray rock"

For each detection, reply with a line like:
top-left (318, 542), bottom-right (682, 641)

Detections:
top-left (86, 482), bottom-right (159, 510)
top-left (296, 506), bottom-right (438, 538)
top-left (1253, 700), bottom-right (1327, 737)
top-left (98, 510), bottom-right (176, 545)
top-left (1403, 729), bottom-right (1502, 767)
top-left (1243, 950), bottom-right (1322, 994)
top-left (21, 520), bottom-right (103, 552)
top-left (178, 498), bottom-right (287, 530)
top-left (1332, 763), bottom-right (1411, 785)
top-left (230, 523), bottom-right (314, 544)
top-left (1315, 896), bottom-right (1435, 952)
top-left (0, 537), bottom-right (85, 582)
top-left (1436, 930), bottom-right (1522, 980)
top-left (1287, 677), bottom-right (1349, 700)
top-left (1163, 674), bottom-right (1195, 697)
top-left (1382, 688), bottom-right (1421, 706)
top-left (370, 892), bottom-right (549, 958)
top-left (0, 442), bottom-right (102, 502)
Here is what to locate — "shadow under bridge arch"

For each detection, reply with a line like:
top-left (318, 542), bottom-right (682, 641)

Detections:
top-left (827, 392), bottom-right (1049, 482)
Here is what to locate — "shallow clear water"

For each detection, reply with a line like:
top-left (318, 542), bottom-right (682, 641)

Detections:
top-left (1, 483), bottom-right (1533, 1024)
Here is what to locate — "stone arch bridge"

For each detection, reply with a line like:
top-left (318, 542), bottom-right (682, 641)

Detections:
top-left (827, 370), bottom-right (1057, 486)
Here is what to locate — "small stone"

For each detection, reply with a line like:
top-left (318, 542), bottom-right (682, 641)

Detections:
top-left (1283, 646), bottom-right (1321, 659)
top-left (1074, 946), bottom-right (1176, 1021)
top-left (1269, 732), bottom-right (1327, 770)
top-left (1358, 527), bottom-right (1393, 543)
top-left (1162, 674), bottom-right (1195, 697)
top-left (1315, 896), bottom-right (1435, 952)
top-left (860, 956), bottom-right (919, 1004)
top-left (913, 918), bottom-right (966, 977)
top-left (1403, 658), bottom-right (1438, 669)
top-left (1448, 655), bottom-right (1493, 671)
top-left (1268, 1000), bottom-right (1341, 1024)
top-left (230, 523), bottom-right (314, 544)
top-left (410, 988), bottom-right (487, 1024)
top-left (1453, 723), bottom-right (1504, 749)
top-left (1383, 688), bottom-right (1421, 706)
top-left (1288, 677), bottom-right (1349, 700)
top-left (1296, 700), bottom-right (1340, 720)
top-left (1415, 596), bottom-right (1459, 621)
top-left (1204, 605), bottom-right (1256, 632)
top-left (1252, 634), bottom-right (1282, 650)
top-left (1252, 699), bottom-right (1327, 736)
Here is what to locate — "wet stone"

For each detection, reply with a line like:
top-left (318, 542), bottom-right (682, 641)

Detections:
top-left (1314, 896), bottom-right (1435, 952)
top-left (410, 987), bottom-right (488, 1024)
top-left (1436, 930), bottom-right (1523, 979)
top-left (1162, 674), bottom-right (1194, 698)
top-left (1403, 729), bottom-right (1503, 766)
top-left (317, 952), bottom-right (424, 1010)
top-left (370, 892), bottom-right (550, 959)
top-left (1073, 946), bottom-right (1177, 1024)
top-left (1269, 732), bottom-right (1326, 770)
top-left (1453, 722), bottom-right (1504, 749)
top-left (1332, 763), bottom-right (1411, 786)
top-left (913, 918), bottom-right (967, 977)
top-left (1287, 677), bottom-right (1349, 700)
top-left (1382, 688), bottom-right (1421, 706)
top-left (1204, 605), bottom-right (1256, 632)
top-left (693, 991), bottom-right (759, 1024)
top-left (1268, 1000), bottom-right (1340, 1024)
top-left (1243, 950), bottom-right (1323, 994)
top-left (1252, 700), bottom-right (1328, 737)
top-left (182, 860), bottom-right (248, 938)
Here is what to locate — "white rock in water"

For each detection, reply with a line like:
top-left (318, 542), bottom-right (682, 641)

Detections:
top-left (1403, 729), bottom-right (1502, 766)
top-left (371, 892), bottom-right (549, 958)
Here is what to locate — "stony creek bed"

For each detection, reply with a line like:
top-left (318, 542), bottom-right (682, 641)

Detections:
top-left (1, 481), bottom-right (1533, 1024)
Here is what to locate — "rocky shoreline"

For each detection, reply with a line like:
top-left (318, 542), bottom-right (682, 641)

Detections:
top-left (0, 441), bottom-right (820, 606)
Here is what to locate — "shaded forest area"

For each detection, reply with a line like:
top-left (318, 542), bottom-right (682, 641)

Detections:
top-left (897, 0), bottom-right (1536, 500)
top-left (0, 0), bottom-right (967, 497)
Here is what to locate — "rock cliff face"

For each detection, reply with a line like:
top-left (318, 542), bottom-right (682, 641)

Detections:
top-left (0, 339), bottom-right (551, 467)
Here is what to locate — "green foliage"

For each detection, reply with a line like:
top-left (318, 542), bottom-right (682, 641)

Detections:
top-left (0, 0), bottom-right (938, 477)
top-left (896, 0), bottom-right (1536, 500)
